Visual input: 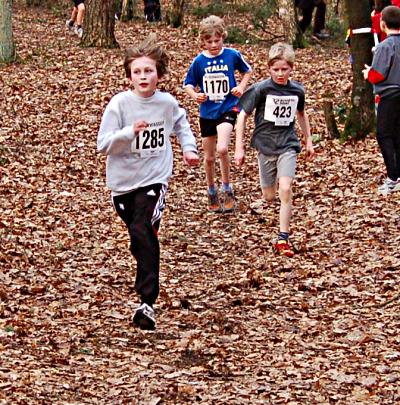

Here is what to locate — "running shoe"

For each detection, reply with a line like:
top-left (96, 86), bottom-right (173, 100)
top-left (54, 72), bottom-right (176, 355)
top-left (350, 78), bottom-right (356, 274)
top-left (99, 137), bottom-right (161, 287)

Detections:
top-left (75, 26), bottom-right (83, 38)
top-left (273, 239), bottom-right (294, 258)
top-left (208, 191), bottom-right (221, 213)
top-left (378, 178), bottom-right (400, 195)
top-left (65, 19), bottom-right (74, 33)
top-left (132, 303), bottom-right (155, 330)
top-left (221, 189), bottom-right (236, 213)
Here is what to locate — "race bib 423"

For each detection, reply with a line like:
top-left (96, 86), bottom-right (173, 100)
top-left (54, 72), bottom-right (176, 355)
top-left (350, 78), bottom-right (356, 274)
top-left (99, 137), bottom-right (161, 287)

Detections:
top-left (264, 95), bottom-right (298, 126)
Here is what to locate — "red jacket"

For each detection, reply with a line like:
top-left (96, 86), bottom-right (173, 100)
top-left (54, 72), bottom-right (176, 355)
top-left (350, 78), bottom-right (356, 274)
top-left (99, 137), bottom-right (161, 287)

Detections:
top-left (371, 12), bottom-right (387, 42)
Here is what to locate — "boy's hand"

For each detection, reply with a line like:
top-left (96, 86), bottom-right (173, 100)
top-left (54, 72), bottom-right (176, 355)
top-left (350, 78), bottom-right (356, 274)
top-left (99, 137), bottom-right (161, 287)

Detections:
top-left (231, 86), bottom-right (244, 98)
top-left (362, 64), bottom-right (370, 80)
top-left (183, 151), bottom-right (199, 166)
top-left (133, 120), bottom-right (149, 135)
top-left (194, 92), bottom-right (208, 104)
top-left (234, 146), bottom-right (245, 167)
top-left (305, 141), bottom-right (315, 161)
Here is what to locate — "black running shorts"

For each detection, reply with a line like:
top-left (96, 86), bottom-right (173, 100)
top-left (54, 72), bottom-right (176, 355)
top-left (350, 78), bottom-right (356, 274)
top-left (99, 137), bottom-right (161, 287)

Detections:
top-left (199, 111), bottom-right (238, 138)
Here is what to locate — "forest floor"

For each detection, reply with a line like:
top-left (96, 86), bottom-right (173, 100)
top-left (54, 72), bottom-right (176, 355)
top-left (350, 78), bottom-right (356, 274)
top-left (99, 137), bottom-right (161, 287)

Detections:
top-left (1, 2), bottom-right (400, 404)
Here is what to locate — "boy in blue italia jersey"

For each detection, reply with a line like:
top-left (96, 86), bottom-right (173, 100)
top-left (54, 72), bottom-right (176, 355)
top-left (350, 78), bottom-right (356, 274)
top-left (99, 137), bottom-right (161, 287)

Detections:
top-left (184, 15), bottom-right (252, 213)
top-left (97, 36), bottom-right (199, 330)
top-left (235, 43), bottom-right (315, 257)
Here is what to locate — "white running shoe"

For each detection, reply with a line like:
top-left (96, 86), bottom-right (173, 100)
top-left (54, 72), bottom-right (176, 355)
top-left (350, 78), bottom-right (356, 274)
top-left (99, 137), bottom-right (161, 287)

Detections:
top-left (65, 19), bottom-right (74, 33)
top-left (74, 26), bottom-right (83, 39)
top-left (378, 177), bottom-right (400, 195)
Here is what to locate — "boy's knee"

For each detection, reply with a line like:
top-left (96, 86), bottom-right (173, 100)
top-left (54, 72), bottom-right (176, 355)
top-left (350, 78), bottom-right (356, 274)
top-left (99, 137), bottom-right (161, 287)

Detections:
top-left (262, 187), bottom-right (275, 202)
top-left (216, 145), bottom-right (228, 156)
top-left (278, 186), bottom-right (292, 203)
top-left (204, 155), bottom-right (216, 166)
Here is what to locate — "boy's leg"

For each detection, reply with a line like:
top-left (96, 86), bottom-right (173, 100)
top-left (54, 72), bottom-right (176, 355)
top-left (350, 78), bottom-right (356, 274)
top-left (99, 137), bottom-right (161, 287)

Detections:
top-left (216, 122), bottom-right (234, 186)
top-left (76, 2), bottom-right (85, 26)
top-left (278, 176), bottom-right (293, 233)
top-left (216, 112), bottom-right (237, 212)
top-left (217, 122), bottom-right (236, 211)
top-left (298, 4), bottom-right (314, 33)
top-left (276, 151), bottom-right (296, 233)
top-left (70, 6), bottom-right (78, 22)
top-left (113, 184), bottom-right (166, 307)
top-left (377, 97), bottom-right (400, 181)
top-left (66, 6), bottom-right (77, 30)
top-left (273, 151), bottom-right (296, 257)
top-left (202, 136), bottom-right (222, 212)
top-left (313, 1), bottom-right (328, 36)
top-left (261, 186), bottom-right (276, 201)
top-left (202, 136), bottom-right (217, 189)
top-left (258, 152), bottom-right (277, 202)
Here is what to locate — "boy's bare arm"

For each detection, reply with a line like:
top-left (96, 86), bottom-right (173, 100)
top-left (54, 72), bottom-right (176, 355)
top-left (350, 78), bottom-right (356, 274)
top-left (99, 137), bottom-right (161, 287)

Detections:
top-left (297, 110), bottom-right (315, 160)
top-left (234, 110), bottom-right (249, 167)
top-left (231, 71), bottom-right (252, 97)
top-left (184, 85), bottom-right (207, 104)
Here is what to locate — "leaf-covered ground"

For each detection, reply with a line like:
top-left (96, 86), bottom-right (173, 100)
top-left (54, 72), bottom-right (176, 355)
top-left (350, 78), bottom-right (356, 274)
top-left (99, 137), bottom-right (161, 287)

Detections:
top-left (1, 3), bottom-right (399, 404)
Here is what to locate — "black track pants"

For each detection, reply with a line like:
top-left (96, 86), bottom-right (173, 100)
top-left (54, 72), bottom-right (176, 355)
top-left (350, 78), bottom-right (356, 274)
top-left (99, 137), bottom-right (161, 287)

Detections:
top-left (298, 1), bottom-right (326, 34)
top-left (113, 184), bottom-right (166, 306)
top-left (377, 95), bottom-right (400, 181)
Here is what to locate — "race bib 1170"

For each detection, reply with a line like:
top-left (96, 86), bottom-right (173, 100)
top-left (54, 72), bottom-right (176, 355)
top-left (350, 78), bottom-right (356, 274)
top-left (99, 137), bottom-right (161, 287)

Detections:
top-left (264, 95), bottom-right (298, 126)
top-left (203, 73), bottom-right (230, 101)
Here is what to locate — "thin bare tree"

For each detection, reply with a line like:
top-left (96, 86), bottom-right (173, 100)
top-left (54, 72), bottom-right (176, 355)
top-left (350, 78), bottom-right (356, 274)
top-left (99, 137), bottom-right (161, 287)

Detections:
top-left (0, 0), bottom-right (15, 63)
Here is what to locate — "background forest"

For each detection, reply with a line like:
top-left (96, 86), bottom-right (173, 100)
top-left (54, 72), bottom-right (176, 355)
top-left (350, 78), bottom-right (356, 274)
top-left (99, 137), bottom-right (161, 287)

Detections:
top-left (1, 0), bottom-right (399, 403)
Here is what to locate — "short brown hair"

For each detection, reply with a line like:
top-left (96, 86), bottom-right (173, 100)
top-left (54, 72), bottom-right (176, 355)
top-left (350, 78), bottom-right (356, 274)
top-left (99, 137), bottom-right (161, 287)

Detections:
top-left (382, 5), bottom-right (400, 29)
top-left (124, 34), bottom-right (169, 79)
top-left (199, 15), bottom-right (227, 40)
top-left (268, 42), bottom-right (295, 67)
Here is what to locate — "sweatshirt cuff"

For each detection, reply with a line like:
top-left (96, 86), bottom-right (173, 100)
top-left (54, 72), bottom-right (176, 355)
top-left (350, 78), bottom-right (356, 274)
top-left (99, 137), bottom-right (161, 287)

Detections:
top-left (368, 68), bottom-right (385, 84)
top-left (182, 145), bottom-right (198, 154)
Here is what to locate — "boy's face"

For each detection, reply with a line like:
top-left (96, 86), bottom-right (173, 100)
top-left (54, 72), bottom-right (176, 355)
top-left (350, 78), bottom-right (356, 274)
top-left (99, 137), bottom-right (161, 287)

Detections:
top-left (130, 56), bottom-right (159, 98)
top-left (203, 34), bottom-right (224, 56)
top-left (268, 59), bottom-right (293, 86)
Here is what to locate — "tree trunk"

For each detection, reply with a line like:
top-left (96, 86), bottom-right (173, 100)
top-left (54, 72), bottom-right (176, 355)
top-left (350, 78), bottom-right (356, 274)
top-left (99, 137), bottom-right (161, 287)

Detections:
top-left (277, 0), bottom-right (304, 47)
top-left (343, 0), bottom-right (375, 139)
top-left (81, 0), bottom-right (119, 48)
top-left (323, 100), bottom-right (340, 139)
top-left (166, 0), bottom-right (185, 27)
top-left (120, 0), bottom-right (137, 21)
top-left (0, 0), bottom-right (16, 63)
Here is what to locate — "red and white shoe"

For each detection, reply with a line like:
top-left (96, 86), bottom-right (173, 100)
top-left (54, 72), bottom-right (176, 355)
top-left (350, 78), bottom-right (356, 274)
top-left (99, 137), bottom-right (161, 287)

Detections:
top-left (273, 239), bottom-right (294, 258)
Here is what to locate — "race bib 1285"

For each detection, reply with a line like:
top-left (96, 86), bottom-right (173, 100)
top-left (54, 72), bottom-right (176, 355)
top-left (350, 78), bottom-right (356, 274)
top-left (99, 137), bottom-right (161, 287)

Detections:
top-left (131, 119), bottom-right (166, 158)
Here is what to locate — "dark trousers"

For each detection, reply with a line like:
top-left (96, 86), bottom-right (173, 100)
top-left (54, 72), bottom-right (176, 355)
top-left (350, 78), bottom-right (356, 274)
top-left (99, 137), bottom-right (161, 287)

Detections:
top-left (113, 184), bottom-right (166, 306)
top-left (144, 0), bottom-right (161, 22)
top-left (377, 95), bottom-right (400, 181)
top-left (298, 1), bottom-right (326, 34)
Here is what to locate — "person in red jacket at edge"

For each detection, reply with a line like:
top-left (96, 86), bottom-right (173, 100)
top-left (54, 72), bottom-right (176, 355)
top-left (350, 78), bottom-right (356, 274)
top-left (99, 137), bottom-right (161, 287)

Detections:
top-left (371, 0), bottom-right (400, 44)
